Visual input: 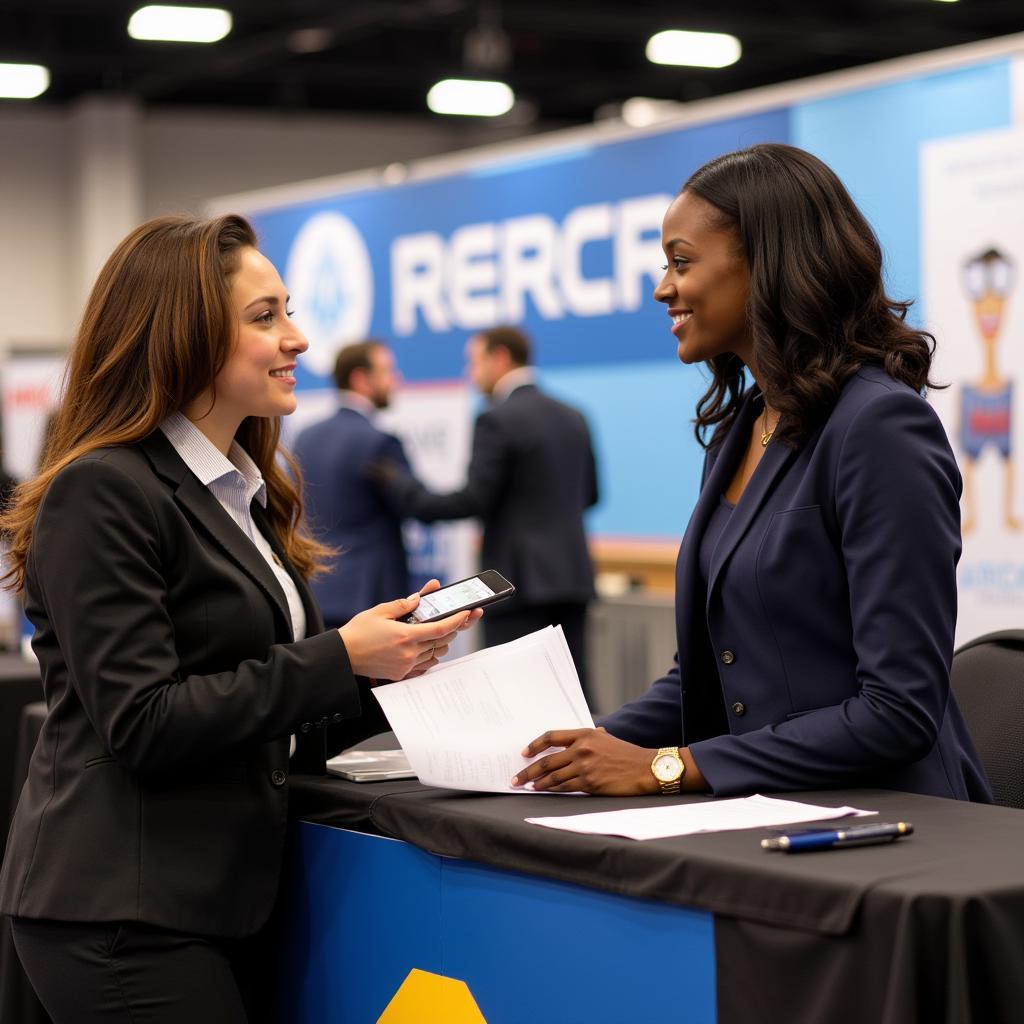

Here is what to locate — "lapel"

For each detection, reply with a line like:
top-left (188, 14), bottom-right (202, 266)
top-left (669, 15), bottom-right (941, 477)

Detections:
top-left (138, 431), bottom-right (293, 633)
top-left (676, 394), bottom-right (757, 635)
top-left (706, 403), bottom-right (798, 601)
top-left (252, 502), bottom-right (325, 635)
top-left (674, 399), bottom-right (748, 685)
top-left (675, 388), bottom-right (798, 667)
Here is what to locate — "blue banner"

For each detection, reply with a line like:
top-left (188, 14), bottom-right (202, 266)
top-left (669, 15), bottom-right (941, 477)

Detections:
top-left (250, 109), bottom-right (790, 386)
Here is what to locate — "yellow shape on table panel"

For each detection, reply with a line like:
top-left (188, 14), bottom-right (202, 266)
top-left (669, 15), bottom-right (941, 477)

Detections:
top-left (376, 968), bottom-right (488, 1024)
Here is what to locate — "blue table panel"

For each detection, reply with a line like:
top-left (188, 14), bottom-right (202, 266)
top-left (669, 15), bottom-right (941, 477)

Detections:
top-left (280, 822), bottom-right (716, 1023)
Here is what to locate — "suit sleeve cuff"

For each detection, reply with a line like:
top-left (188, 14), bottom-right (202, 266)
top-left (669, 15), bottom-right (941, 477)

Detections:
top-left (295, 627), bottom-right (363, 725)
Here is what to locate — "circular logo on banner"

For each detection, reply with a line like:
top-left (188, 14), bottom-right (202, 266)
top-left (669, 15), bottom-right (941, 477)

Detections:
top-left (284, 211), bottom-right (374, 378)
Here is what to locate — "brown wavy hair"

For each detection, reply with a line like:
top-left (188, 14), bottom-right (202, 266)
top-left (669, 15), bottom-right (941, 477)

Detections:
top-left (683, 143), bottom-right (938, 449)
top-left (1, 213), bottom-right (329, 591)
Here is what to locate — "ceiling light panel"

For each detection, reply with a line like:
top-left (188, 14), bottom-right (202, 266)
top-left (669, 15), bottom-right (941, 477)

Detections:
top-left (0, 63), bottom-right (50, 99)
top-left (646, 30), bottom-right (742, 69)
top-left (427, 79), bottom-right (515, 117)
top-left (128, 6), bottom-right (233, 44)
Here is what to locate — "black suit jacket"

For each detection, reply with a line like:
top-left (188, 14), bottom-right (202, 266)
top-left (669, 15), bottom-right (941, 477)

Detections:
top-left (386, 384), bottom-right (598, 608)
top-left (0, 432), bottom-right (384, 938)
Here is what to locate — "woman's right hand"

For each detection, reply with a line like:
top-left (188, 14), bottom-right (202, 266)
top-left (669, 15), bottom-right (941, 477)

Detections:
top-left (338, 591), bottom-right (474, 681)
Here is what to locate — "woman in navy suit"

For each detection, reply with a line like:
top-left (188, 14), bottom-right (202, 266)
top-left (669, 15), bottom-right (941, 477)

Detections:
top-left (514, 143), bottom-right (991, 803)
top-left (0, 213), bottom-right (479, 1021)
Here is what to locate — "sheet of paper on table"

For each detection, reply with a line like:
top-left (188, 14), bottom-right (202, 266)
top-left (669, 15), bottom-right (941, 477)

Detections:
top-left (372, 626), bottom-right (593, 793)
top-left (525, 794), bottom-right (877, 840)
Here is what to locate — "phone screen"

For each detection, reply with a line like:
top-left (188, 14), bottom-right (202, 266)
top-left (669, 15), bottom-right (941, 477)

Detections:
top-left (407, 576), bottom-right (497, 622)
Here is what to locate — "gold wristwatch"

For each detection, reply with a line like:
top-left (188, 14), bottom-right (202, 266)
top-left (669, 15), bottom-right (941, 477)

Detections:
top-left (651, 747), bottom-right (685, 795)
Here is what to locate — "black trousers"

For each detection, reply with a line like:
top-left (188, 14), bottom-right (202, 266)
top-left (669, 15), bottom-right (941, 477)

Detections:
top-left (484, 601), bottom-right (590, 703)
top-left (9, 916), bottom-right (275, 1023)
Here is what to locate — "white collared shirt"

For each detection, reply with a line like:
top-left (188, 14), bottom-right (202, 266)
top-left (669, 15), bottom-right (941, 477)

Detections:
top-left (159, 412), bottom-right (307, 644)
top-left (336, 389), bottom-right (378, 420)
top-left (492, 366), bottom-right (536, 402)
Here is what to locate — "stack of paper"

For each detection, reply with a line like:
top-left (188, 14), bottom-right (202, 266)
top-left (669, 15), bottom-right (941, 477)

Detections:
top-left (372, 630), bottom-right (878, 840)
top-left (373, 626), bottom-right (592, 793)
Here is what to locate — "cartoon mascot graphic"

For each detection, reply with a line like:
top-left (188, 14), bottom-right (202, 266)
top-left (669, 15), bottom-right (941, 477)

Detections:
top-left (959, 247), bottom-right (1019, 533)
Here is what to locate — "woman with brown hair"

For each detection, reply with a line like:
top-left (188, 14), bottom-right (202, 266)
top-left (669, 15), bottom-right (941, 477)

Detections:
top-left (513, 143), bottom-right (991, 804)
top-left (0, 213), bottom-right (477, 1021)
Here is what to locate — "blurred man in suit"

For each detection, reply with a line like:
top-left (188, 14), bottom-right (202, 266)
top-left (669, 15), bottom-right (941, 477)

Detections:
top-left (381, 326), bottom-right (599, 696)
top-left (294, 341), bottom-right (412, 629)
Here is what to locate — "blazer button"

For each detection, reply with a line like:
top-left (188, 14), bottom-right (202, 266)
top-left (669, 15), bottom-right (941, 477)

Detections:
top-left (721, 650), bottom-right (735, 665)
top-left (271, 770), bottom-right (287, 786)
top-left (731, 701), bottom-right (746, 716)
top-left (299, 722), bottom-right (312, 734)
top-left (332, 712), bottom-right (344, 723)
top-left (316, 715), bottom-right (329, 728)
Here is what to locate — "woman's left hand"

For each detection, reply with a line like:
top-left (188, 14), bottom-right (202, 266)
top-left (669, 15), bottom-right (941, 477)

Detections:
top-left (397, 579), bottom-right (482, 680)
top-left (511, 728), bottom-right (660, 795)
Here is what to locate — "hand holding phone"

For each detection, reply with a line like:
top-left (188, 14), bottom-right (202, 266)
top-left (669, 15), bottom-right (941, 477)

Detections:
top-left (402, 570), bottom-right (515, 623)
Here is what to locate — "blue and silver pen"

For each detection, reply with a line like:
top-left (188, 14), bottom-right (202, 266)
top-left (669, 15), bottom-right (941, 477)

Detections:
top-left (761, 821), bottom-right (913, 852)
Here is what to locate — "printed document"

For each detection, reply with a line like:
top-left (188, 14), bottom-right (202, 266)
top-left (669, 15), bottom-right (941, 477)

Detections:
top-left (373, 626), bottom-right (593, 792)
top-left (526, 794), bottom-right (876, 840)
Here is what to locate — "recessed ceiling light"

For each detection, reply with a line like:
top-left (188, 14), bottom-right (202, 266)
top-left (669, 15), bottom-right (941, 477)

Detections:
top-left (426, 78), bottom-right (515, 117)
top-left (620, 97), bottom-right (686, 127)
top-left (381, 163), bottom-right (408, 185)
top-left (288, 27), bottom-right (334, 54)
top-left (0, 63), bottom-right (50, 99)
top-left (127, 5), bottom-right (232, 44)
top-left (646, 30), bottom-right (741, 69)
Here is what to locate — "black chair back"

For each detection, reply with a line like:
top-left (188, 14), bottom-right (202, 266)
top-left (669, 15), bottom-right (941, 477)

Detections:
top-left (950, 630), bottom-right (1024, 810)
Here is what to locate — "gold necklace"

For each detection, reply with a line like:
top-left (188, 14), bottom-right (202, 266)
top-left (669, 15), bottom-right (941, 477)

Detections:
top-left (760, 407), bottom-right (777, 447)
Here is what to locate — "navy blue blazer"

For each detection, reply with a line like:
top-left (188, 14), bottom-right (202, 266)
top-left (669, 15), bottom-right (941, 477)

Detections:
top-left (294, 406), bottom-right (412, 627)
top-left (601, 366), bottom-right (992, 802)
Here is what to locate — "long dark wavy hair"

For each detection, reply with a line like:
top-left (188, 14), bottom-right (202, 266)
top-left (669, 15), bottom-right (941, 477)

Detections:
top-left (1, 213), bottom-right (330, 591)
top-left (683, 143), bottom-right (937, 449)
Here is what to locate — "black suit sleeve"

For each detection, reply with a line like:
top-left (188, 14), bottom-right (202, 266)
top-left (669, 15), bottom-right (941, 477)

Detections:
top-left (324, 677), bottom-right (392, 758)
top-left (371, 431), bottom-right (416, 518)
top-left (33, 456), bottom-right (363, 774)
top-left (385, 412), bottom-right (507, 523)
top-left (585, 430), bottom-right (599, 509)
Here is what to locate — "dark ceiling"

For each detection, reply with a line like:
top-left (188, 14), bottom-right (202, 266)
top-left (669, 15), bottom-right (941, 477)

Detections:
top-left (4, 0), bottom-right (1024, 126)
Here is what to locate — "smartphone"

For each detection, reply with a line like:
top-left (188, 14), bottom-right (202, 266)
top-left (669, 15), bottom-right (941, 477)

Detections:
top-left (402, 570), bottom-right (515, 624)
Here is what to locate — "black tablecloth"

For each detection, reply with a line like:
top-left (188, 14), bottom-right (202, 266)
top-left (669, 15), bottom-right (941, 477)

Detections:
top-left (290, 776), bottom-right (1024, 1024)
top-left (0, 655), bottom-right (42, 845)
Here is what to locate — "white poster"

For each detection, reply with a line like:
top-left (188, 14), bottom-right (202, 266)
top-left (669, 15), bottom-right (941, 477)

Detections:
top-left (1, 351), bottom-right (66, 482)
top-left (283, 379), bottom-right (479, 653)
top-left (382, 382), bottom-right (479, 657)
top-left (923, 128), bottom-right (1024, 644)
top-left (378, 380), bottom-right (478, 590)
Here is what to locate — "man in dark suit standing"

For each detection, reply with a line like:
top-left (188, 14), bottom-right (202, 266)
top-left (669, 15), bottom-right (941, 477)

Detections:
top-left (382, 326), bottom-right (599, 696)
top-left (294, 341), bottom-right (412, 629)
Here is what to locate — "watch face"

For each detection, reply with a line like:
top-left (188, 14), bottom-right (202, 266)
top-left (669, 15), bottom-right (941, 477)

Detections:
top-left (653, 753), bottom-right (681, 782)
